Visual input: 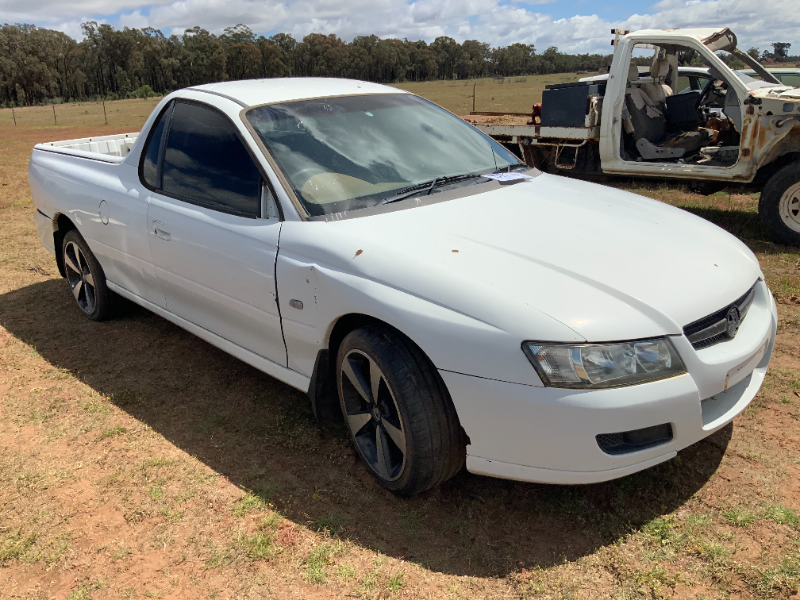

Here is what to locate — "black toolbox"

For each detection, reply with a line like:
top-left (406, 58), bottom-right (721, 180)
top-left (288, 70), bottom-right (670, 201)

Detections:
top-left (541, 81), bottom-right (606, 128)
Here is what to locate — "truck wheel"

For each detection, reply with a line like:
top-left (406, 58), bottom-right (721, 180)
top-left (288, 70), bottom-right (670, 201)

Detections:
top-left (336, 325), bottom-right (465, 496)
top-left (62, 230), bottom-right (113, 321)
top-left (760, 162), bottom-right (800, 246)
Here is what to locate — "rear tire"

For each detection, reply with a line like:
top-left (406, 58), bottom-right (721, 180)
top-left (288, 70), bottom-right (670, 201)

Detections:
top-left (336, 326), bottom-right (465, 496)
top-left (61, 230), bottom-right (113, 321)
top-left (760, 162), bottom-right (800, 246)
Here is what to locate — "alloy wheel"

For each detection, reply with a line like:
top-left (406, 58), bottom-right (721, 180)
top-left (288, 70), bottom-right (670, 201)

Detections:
top-left (339, 349), bottom-right (407, 481)
top-left (64, 241), bottom-right (97, 315)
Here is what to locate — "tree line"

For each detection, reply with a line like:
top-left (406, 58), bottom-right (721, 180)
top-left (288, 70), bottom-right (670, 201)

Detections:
top-left (3, 22), bottom-right (795, 108)
top-left (1, 22), bottom-right (621, 107)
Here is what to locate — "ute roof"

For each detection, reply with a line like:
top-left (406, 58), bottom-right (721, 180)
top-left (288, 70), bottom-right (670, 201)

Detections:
top-left (189, 77), bottom-right (406, 108)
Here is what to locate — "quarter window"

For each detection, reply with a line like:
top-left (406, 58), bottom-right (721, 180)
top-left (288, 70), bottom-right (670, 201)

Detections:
top-left (162, 101), bottom-right (261, 218)
top-left (141, 102), bottom-right (172, 189)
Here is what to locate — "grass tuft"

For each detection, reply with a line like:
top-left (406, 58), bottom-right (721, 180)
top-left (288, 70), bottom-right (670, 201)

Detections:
top-left (313, 509), bottom-right (351, 535)
top-left (304, 542), bottom-right (338, 584)
top-left (765, 505), bottom-right (800, 527)
top-left (337, 564), bottom-right (356, 579)
top-left (388, 571), bottom-right (406, 592)
top-left (100, 426), bottom-right (126, 439)
top-left (111, 548), bottom-right (131, 561)
top-left (723, 507), bottom-right (757, 528)
top-left (232, 493), bottom-right (266, 517)
top-left (142, 457), bottom-right (174, 469)
top-left (244, 531), bottom-right (275, 560)
top-left (755, 551), bottom-right (800, 596)
top-left (0, 530), bottom-right (37, 565)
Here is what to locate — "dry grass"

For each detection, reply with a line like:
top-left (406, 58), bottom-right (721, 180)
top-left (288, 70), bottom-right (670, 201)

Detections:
top-left (0, 97), bottom-right (162, 130)
top-left (390, 73), bottom-right (585, 115)
top-left (1, 94), bottom-right (800, 599)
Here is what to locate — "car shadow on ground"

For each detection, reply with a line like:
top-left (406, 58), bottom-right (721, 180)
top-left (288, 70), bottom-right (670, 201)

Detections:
top-left (0, 278), bottom-right (731, 577)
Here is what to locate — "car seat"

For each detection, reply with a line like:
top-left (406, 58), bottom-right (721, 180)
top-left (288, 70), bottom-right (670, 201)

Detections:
top-left (641, 56), bottom-right (673, 108)
top-left (623, 63), bottom-right (710, 160)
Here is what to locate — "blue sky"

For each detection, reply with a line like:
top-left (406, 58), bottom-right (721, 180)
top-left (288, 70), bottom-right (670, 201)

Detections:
top-left (1, 0), bottom-right (797, 55)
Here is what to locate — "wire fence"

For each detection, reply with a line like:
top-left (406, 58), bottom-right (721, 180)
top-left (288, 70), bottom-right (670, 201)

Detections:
top-left (0, 98), bottom-right (163, 129)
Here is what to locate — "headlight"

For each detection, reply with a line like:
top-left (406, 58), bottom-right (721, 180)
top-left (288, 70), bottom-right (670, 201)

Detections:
top-left (522, 338), bottom-right (686, 389)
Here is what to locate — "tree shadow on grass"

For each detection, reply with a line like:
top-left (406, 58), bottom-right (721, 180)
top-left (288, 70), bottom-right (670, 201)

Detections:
top-left (0, 278), bottom-right (731, 577)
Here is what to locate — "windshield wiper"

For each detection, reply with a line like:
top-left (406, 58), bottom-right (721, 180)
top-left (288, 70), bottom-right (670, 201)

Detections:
top-left (379, 173), bottom-right (486, 205)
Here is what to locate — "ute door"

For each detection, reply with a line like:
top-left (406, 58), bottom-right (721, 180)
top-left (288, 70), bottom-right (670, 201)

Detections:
top-left (146, 99), bottom-right (286, 366)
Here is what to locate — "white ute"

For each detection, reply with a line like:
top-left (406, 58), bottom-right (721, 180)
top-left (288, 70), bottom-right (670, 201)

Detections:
top-left (30, 78), bottom-right (777, 495)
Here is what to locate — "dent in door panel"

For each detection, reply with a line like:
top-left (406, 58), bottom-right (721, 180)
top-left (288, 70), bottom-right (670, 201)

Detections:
top-left (278, 258), bottom-right (323, 376)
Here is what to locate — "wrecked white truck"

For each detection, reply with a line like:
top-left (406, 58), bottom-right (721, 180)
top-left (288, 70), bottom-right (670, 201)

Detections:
top-left (464, 28), bottom-right (800, 246)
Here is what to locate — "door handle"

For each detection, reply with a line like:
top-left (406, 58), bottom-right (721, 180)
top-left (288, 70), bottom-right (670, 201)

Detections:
top-left (152, 221), bottom-right (171, 241)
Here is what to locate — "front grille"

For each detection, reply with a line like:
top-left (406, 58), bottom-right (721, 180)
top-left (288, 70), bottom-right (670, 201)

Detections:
top-left (683, 281), bottom-right (758, 350)
top-left (596, 423), bottom-right (673, 455)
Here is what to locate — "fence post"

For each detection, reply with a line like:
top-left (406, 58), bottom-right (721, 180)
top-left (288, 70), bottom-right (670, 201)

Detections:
top-left (103, 100), bottom-right (108, 125)
top-left (11, 106), bottom-right (16, 126)
top-left (53, 104), bottom-right (57, 125)
top-left (473, 83), bottom-right (476, 113)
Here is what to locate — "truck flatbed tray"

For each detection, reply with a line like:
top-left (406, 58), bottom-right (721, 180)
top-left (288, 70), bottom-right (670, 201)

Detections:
top-left (462, 113), bottom-right (532, 127)
top-left (461, 114), bottom-right (600, 141)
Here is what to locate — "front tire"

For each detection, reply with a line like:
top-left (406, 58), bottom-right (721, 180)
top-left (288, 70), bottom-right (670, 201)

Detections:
top-left (61, 230), bottom-right (113, 321)
top-left (336, 326), bottom-right (465, 496)
top-left (760, 162), bottom-right (800, 246)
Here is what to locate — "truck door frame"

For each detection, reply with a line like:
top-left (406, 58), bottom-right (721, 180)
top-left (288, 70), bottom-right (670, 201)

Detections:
top-left (599, 33), bottom-right (756, 183)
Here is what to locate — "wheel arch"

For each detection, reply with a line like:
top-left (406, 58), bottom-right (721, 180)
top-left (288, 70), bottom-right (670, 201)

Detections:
top-left (754, 151), bottom-right (800, 188)
top-left (52, 213), bottom-right (77, 277)
top-left (307, 312), bottom-right (453, 427)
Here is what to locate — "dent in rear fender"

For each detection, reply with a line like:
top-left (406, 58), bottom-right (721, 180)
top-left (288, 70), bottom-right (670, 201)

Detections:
top-left (277, 254), bottom-right (551, 386)
top-left (33, 209), bottom-right (56, 255)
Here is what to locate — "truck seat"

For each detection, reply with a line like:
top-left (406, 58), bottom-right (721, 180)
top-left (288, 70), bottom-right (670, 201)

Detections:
top-left (624, 65), bottom-right (667, 143)
top-left (641, 57), bottom-right (672, 107)
top-left (624, 63), bottom-right (709, 160)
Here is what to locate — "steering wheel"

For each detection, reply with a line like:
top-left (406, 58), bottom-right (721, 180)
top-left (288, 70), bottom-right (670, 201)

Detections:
top-left (289, 166), bottom-right (326, 188)
top-left (696, 78), bottom-right (716, 109)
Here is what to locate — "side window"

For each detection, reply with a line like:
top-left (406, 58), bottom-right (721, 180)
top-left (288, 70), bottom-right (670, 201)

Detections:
top-left (694, 75), bottom-right (712, 90)
top-left (141, 102), bottom-right (172, 189)
top-left (162, 101), bottom-right (261, 218)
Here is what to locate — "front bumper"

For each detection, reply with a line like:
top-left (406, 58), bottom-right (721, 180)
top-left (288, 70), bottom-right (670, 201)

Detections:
top-left (442, 280), bottom-right (778, 484)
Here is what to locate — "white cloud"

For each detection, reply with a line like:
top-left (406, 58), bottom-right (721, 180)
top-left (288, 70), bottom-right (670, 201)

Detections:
top-left (0, 0), bottom-right (171, 27)
top-left (1, 0), bottom-right (797, 54)
top-left (117, 10), bottom-right (150, 29)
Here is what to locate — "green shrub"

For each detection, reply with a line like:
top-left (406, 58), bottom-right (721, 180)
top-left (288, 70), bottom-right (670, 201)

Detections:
top-left (130, 85), bottom-right (157, 99)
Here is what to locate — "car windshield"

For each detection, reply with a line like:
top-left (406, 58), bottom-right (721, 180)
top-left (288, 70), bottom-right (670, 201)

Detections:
top-left (246, 94), bottom-right (521, 216)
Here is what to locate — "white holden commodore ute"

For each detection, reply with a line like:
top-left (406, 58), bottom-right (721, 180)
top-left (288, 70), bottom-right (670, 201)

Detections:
top-left (29, 78), bottom-right (778, 496)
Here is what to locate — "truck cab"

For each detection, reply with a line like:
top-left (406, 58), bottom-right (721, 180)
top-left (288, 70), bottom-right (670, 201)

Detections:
top-left (465, 27), bottom-right (800, 246)
top-left (601, 28), bottom-right (786, 180)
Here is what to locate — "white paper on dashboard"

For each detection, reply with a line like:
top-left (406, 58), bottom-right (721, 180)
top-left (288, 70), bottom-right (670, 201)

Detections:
top-left (483, 172), bottom-right (534, 182)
